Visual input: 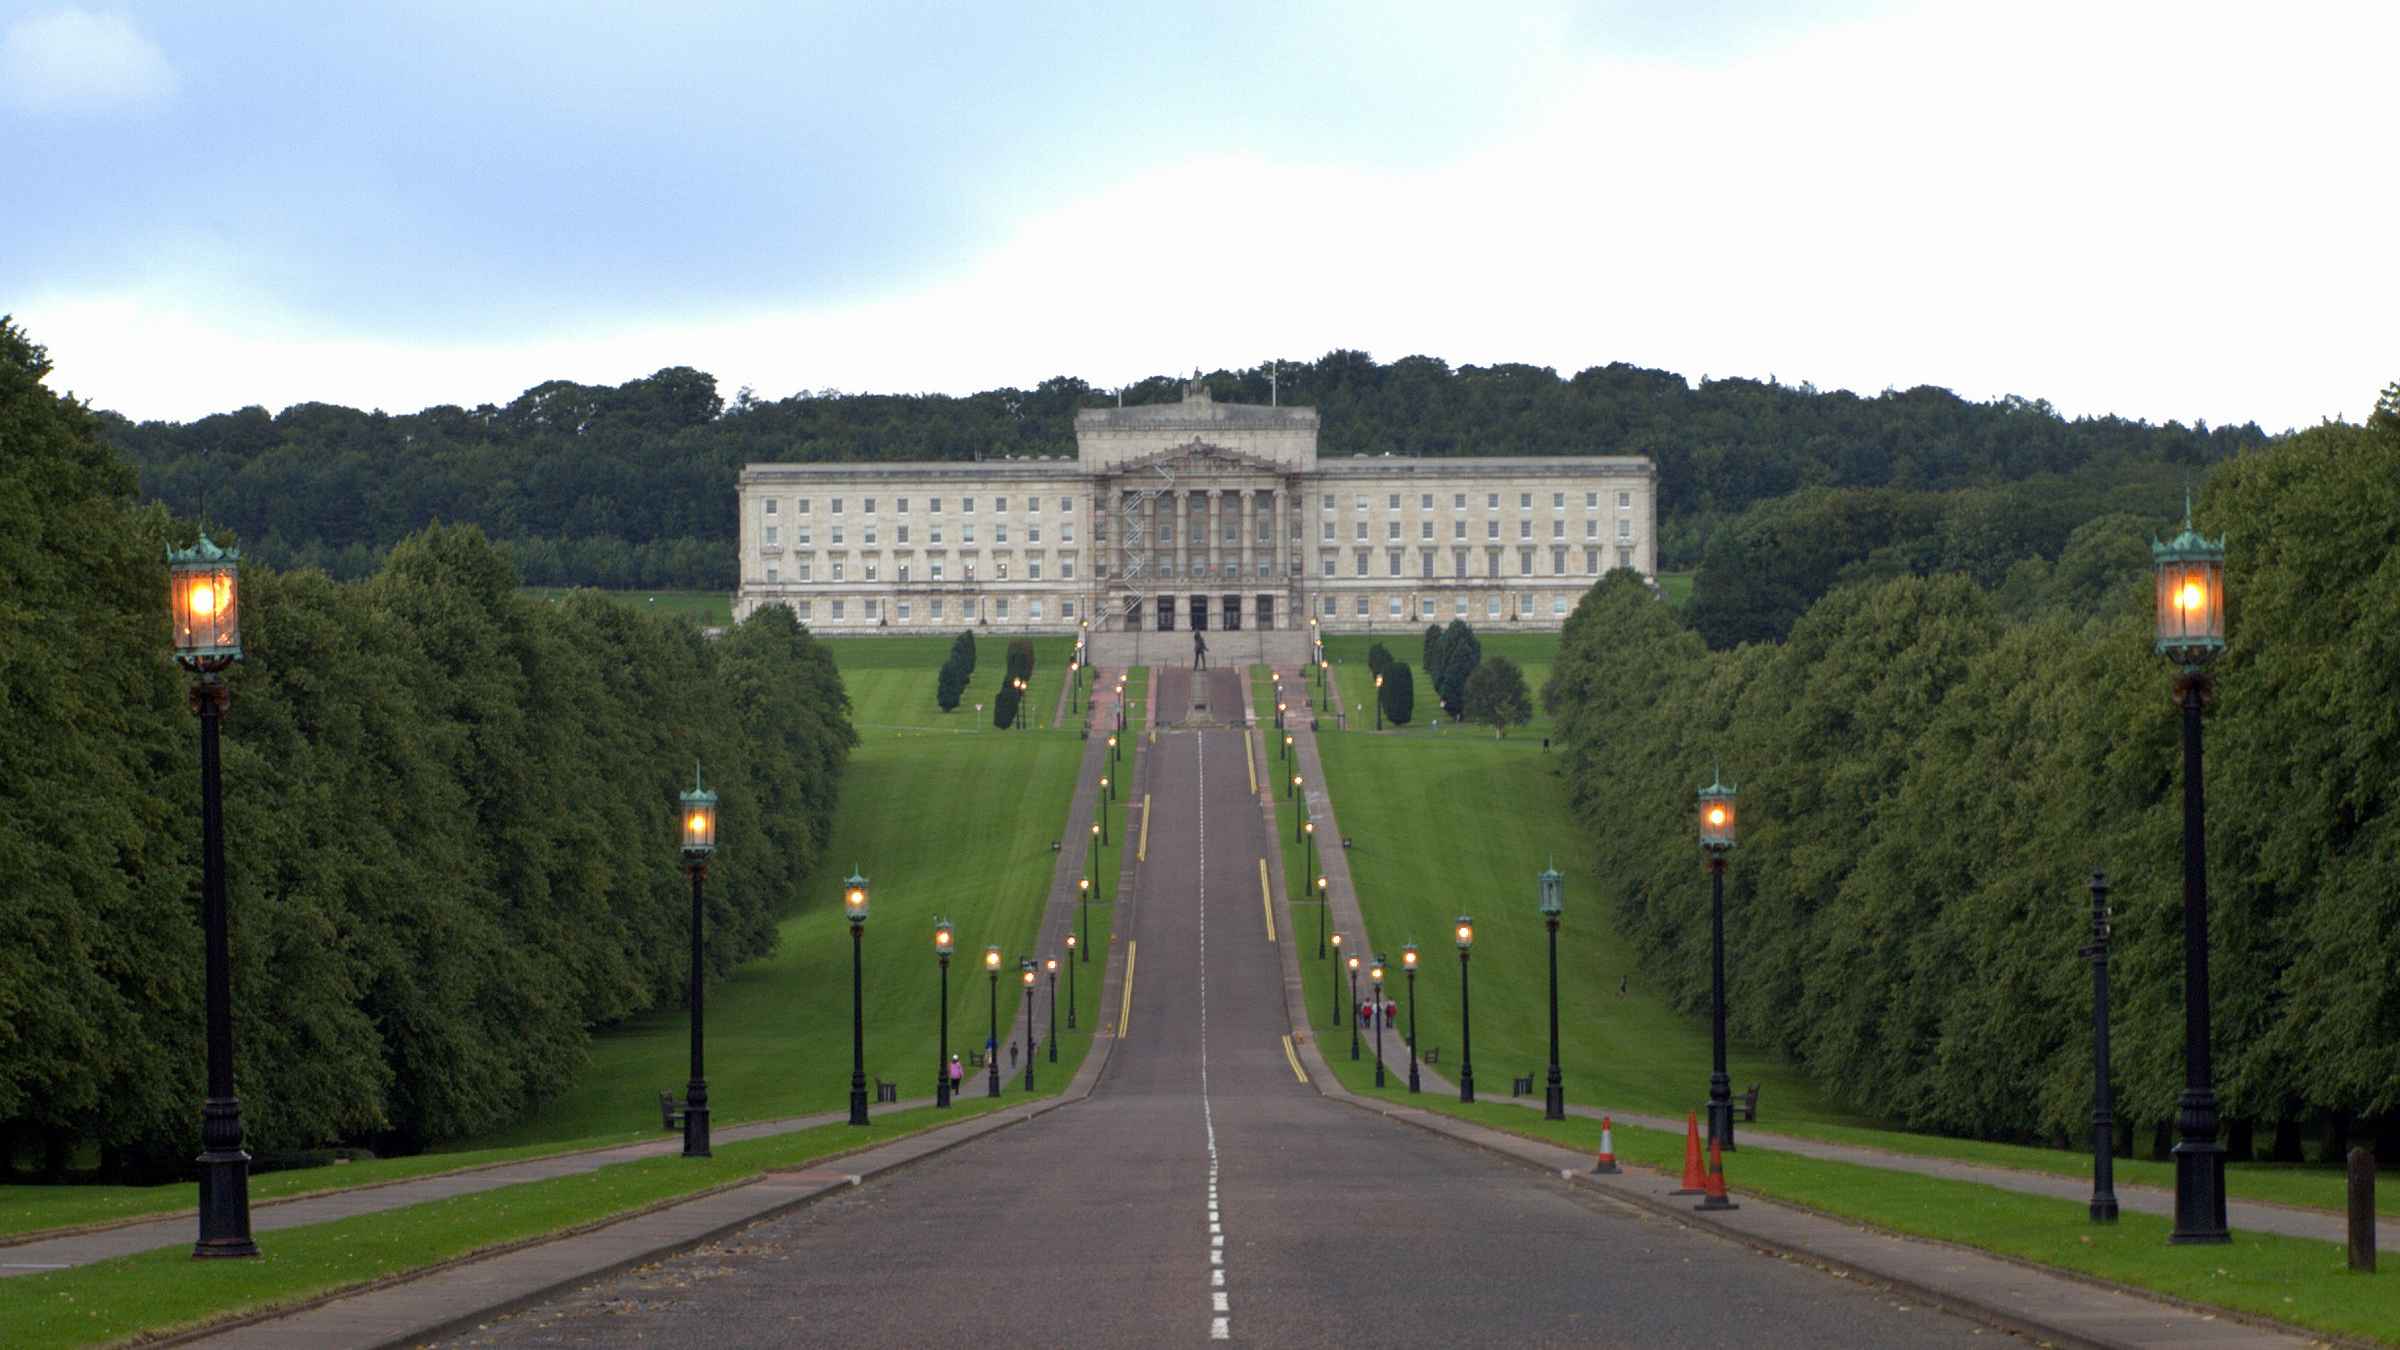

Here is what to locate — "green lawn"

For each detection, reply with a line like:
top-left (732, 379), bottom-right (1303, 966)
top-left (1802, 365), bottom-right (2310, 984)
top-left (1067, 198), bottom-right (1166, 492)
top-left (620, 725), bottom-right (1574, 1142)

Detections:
top-left (520, 587), bottom-right (732, 627)
top-left (826, 634), bottom-right (1076, 735)
top-left (1657, 570), bottom-right (1694, 607)
top-left (0, 1104), bottom-right (1007, 1350)
top-left (1321, 632), bottom-right (1562, 738)
top-left (1307, 727), bottom-right (2391, 1219)
top-left (1316, 1054), bottom-right (2397, 1348)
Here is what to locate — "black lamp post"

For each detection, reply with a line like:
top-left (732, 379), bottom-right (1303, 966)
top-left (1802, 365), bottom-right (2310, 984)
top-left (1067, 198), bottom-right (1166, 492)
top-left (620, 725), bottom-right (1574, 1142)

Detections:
top-left (934, 919), bottom-right (954, 1109)
top-left (1699, 769), bottom-right (1737, 1152)
top-left (1070, 660), bottom-right (1080, 713)
top-left (1403, 944), bottom-right (1421, 1093)
top-left (1328, 932), bottom-right (1344, 1029)
top-left (2155, 500), bottom-right (2230, 1244)
top-left (1347, 954), bottom-right (1362, 1060)
top-left (169, 534), bottom-right (259, 1259)
top-left (2081, 873), bottom-right (2118, 1222)
top-left (1078, 877), bottom-right (1093, 964)
top-left (844, 870), bottom-right (870, 1126)
top-left (1314, 876), bottom-right (1328, 959)
top-left (1371, 957), bottom-right (1387, 1087)
top-left (1020, 960), bottom-right (1038, 1091)
top-left (1045, 957), bottom-right (1059, 1063)
top-left (1283, 732), bottom-right (1294, 764)
top-left (1065, 933), bottom-right (1078, 1028)
top-left (1540, 865), bottom-right (1565, 1121)
top-left (1101, 771), bottom-right (1113, 805)
top-left (1277, 699), bottom-right (1287, 732)
top-left (1109, 733), bottom-right (1119, 770)
top-left (1290, 772), bottom-right (1301, 802)
top-left (1455, 916), bottom-right (1476, 1103)
top-left (1374, 673), bottom-right (1384, 730)
top-left (984, 945), bottom-right (1003, 1097)
top-left (678, 767), bottom-right (720, 1159)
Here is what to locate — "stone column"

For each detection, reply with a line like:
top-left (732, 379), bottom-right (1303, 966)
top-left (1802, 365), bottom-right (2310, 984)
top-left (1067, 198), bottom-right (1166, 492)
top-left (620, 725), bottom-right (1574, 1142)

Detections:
top-left (1240, 489), bottom-right (1255, 587)
top-left (1173, 490), bottom-right (1188, 588)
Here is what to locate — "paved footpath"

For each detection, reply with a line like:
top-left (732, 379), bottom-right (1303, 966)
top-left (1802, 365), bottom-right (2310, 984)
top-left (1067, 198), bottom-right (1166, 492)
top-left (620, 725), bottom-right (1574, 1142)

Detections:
top-left (428, 674), bottom-right (2010, 1349)
top-left (1270, 681), bottom-right (2326, 1350)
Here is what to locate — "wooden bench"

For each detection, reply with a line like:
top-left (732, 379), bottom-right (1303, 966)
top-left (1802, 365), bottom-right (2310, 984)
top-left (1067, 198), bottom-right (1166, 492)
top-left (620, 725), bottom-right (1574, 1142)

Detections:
top-left (1733, 1082), bottom-right (1760, 1122)
top-left (967, 1049), bottom-right (986, 1070)
top-left (658, 1091), bottom-right (685, 1132)
top-left (873, 1075), bottom-right (897, 1104)
top-left (1420, 1046), bottom-right (1439, 1065)
top-left (1511, 1072), bottom-right (1535, 1097)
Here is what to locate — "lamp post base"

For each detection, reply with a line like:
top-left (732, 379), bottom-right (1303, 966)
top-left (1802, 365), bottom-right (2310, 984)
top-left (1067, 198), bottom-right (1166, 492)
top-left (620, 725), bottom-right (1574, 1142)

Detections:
top-left (1707, 1098), bottom-right (1736, 1154)
top-left (681, 1097), bottom-right (712, 1159)
top-left (2170, 1138), bottom-right (2230, 1243)
top-left (193, 1128), bottom-right (258, 1259)
top-left (1544, 1078), bottom-right (1565, 1122)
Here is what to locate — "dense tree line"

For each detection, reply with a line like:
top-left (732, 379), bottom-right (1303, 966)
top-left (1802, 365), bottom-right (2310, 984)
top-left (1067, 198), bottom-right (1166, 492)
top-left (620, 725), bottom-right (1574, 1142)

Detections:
top-left (1543, 385), bottom-right (2400, 1157)
top-left (97, 353), bottom-right (2266, 589)
top-left (2, 320), bottom-right (857, 1174)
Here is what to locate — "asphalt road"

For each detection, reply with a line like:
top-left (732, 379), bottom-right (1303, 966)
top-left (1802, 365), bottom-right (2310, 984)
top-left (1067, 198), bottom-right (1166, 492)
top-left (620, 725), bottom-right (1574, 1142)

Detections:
top-left (446, 674), bottom-right (2006, 1348)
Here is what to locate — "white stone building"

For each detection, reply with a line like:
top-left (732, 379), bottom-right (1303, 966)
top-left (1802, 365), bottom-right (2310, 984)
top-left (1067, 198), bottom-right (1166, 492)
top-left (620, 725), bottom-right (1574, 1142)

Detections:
top-left (733, 383), bottom-right (1655, 650)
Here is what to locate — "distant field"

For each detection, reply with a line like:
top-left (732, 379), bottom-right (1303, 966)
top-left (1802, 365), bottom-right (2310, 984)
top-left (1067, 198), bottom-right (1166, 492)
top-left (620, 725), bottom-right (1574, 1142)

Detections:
top-left (1657, 570), bottom-right (1694, 606)
top-left (520, 587), bottom-right (732, 627)
top-left (1321, 631), bottom-right (1562, 738)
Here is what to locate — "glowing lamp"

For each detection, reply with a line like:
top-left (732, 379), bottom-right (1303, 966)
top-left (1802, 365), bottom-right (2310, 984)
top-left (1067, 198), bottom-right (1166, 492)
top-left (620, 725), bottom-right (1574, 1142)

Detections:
top-left (1402, 944), bottom-right (1419, 970)
top-left (2151, 497), bottom-right (2226, 669)
top-left (678, 765), bottom-right (719, 858)
top-left (1454, 916), bottom-right (1474, 951)
top-left (167, 533), bottom-right (243, 668)
top-left (934, 918), bottom-right (954, 956)
top-left (984, 944), bottom-right (1003, 972)
top-left (1538, 865), bottom-right (1564, 919)
top-left (1698, 769), bottom-right (1737, 854)
top-left (842, 869), bottom-right (869, 925)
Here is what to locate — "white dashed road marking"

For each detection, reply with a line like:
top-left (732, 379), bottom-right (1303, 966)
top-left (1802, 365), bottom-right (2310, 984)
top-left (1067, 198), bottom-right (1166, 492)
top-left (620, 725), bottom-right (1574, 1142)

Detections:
top-left (1199, 735), bottom-right (1231, 1342)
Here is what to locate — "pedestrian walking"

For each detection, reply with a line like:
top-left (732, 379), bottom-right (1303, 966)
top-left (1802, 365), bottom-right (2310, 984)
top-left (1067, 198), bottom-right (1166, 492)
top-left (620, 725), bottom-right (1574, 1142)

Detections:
top-left (948, 1053), bottom-right (964, 1094)
top-left (1194, 630), bottom-right (1209, 670)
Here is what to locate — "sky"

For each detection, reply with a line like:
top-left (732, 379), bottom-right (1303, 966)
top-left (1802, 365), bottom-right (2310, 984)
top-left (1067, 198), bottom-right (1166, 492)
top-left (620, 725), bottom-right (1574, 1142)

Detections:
top-left (5, 0), bottom-right (2393, 431)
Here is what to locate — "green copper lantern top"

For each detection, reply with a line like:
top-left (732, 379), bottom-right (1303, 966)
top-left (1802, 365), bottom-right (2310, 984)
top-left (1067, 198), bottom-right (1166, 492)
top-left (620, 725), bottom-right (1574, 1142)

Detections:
top-left (679, 764), bottom-right (718, 856)
top-left (1538, 864), bottom-right (1564, 918)
top-left (1698, 764), bottom-right (1737, 853)
top-left (842, 868), bottom-right (869, 925)
top-left (167, 532), bottom-right (244, 668)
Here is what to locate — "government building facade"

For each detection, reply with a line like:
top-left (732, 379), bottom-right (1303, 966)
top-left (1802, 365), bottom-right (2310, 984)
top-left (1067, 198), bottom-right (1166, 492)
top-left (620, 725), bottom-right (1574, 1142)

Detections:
top-left (732, 382), bottom-right (1656, 643)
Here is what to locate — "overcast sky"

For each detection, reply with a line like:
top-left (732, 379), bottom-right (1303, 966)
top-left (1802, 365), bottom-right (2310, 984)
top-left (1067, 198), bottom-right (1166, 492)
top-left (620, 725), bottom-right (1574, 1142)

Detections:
top-left (6, 1), bottom-right (2392, 431)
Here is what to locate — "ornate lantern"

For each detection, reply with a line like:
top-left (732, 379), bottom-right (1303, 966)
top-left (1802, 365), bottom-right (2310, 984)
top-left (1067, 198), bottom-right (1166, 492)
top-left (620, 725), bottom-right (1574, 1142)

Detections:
top-left (167, 533), bottom-right (242, 670)
top-left (679, 766), bottom-right (719, 859)
top-left (2152, 495), bottom-right (2226, 670)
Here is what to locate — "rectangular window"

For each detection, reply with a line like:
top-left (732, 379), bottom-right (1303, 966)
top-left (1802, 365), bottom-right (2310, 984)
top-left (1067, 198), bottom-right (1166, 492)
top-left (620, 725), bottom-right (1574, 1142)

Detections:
top-left (1027, 525), bottom-right (1041, 544)
top-left (930, 498), bottom-right (942, 514)
top-left (796, 600), bottom-right (813, 620)
top-left (898, 525), bottom-right (910, 543)
top-left (1029, 559), bottom-right (1043, 580)
top-left (1387, 549), bottom-right (1402, 576)
top-left (896, 497), bottom-right (908, 513)
top-left (1553, 492), bottom-right (1565, 509)
top-left (1060, 557), bottom-right (1075, 580)
top-left (1420, 493), bottom-right (1433, 510)
top-left (1519, 492), bottom-right (1532, 509)
top-left (1028, 497), bottom-right (1040, 513)
top-left (1618, 518), bottom-right (1632, 539)
top-left (995, 598), bottom-right (1009, 620)
top-left (931, 525), bottom-right (944, 544)
top-left (1520, 592), bottom-right (1534, 614)
top-left (1386, 520), bottom-right (1400, 540)
top-left (1486, 520), bottom-right (1500, 540)
top-left (1322, 521), bottom-right (1336, 542)
top-left (964, 525), bottom-right (977, 544)
top-left (832, 498), bottom-right (844, 514)
top-left (995, 525), bottom-right (1009, 544)
top-left (865, 598), bottom-right (881, 621)
top-left (1453, 549), bottom-right (1468, 579)
top-left (1456, 597), bottom-right (1469, 616)
top-left (964, 497), bottom-right (976, 513)
top-left (1550, 520), bottom-right (1563, 539)
top-left (1585, 491), bottom-right (1598, 509)
top-left (996, 561), bottom-right (1009, 579)
top-left (1061, 496), bottom-right (1073, 513)
top-left (765, 565), bottom-right (779, 583)
top-left (1322, 555), bottom-right (1336, 577)
top-left (831, 599), bottom-right (845, 620)
top-left (764, 498), bottom-right (779, 515)
top-left (1354, 550), bottom-right (1369, 576)
top-left (864, 560), bottom-right (879, 581)
top-left (1387, 493), bottom-right (1400, 509)
top-left (1518, 519), bottom-right (1531, 540)
top-left (1421, 551), bottom-right (1434, 579)
top-left (965, 560), bottom-right (977, 580)
top-left (931, 598), bottom-right (943, 619)
top-left (898, 601), bottom-right (912, 621)
top-left (1586, 548), bottom-right (1601, 574)
top-left (931, 560), bottom-right (944, 580)
top-left (1322, 494), bottom-right (1335, 511)
top-left (898, 563), bottom-right (910, 583)
top-left (1420, 520), bottom-right (1434, 540)
top-left (1553, 596), bottom-right (1568, 616)
top-left (1488, 492), bottom-right (1500, 508)
top-left (863, 497), bottom-right (876, 515)
top-left (1062, 598), bottom-right (1076, 618)
top-left (1323, 596), bottom-right (1338, 617)
top-left (1553, 546), bottom-right (1567, 574)
top-left (1618, 545), bottom-right (1635, 568)
top-left (798, 526), bottom-right (813, 546)
top-left (797, 559), bottom-right (813, 582)
top-left (832, 559), bottom-right (846, 581)
top-left (1029, 600), bottom-right (1043, 621)
top-left (797, 498), bottom-right (811, 514)
top-left (1519, 547), bottom-right (1534, 574)
top-left (1389, 596), bottom-right (1403, 617)
top-left (764, 525), bottom-right (780, 546)
top-left (1452, 519), bottom-right (1466, 541)
top-left (864, 526), bottom-right (877, 544)
top-left (1356, 596), bottom-right (1370, 617)
top-left (1488, 595), bottom-right (1501, 618)
top-left (1063, 523), bottom-right (1075, 543)
top-left (1356, 494), bottom-right (1369, 511)
top-left (1619, 491), bottom-right (1632, 510)
top-left (832, 526), bottom-right (845, 545)
top-left (1585, 519), bottom-right (1597, 539)
top-left (1354, 521), bottom-right (1368, 541)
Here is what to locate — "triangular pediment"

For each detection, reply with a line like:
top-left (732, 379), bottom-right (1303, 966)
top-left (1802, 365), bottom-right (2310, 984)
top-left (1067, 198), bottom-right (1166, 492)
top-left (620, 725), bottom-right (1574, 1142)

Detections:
top-left (1112, 438), bottom-right (1291, 479)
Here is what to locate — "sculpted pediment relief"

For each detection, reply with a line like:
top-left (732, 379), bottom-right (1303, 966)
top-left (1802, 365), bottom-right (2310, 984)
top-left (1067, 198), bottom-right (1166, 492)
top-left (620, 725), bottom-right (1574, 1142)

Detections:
top-left (1116, 438), bottom-right (1292, 479)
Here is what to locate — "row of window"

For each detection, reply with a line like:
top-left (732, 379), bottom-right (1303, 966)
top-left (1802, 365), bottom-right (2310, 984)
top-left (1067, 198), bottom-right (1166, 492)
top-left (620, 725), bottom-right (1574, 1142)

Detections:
top-left (1325, 490), bottom-right (1635, 512)
top-left (761, 521), bottom-right (1075, 549)
top-left (1322, 517), bottom-right (1633, 544)
top-left (777, 596), bottom-right (1074, 624)
top-left (1318, 545), bottom-right (1636, 578)
top-left (762, 495), bottom-right (1075, 517)
top-left (762, 553), bottom-right (1079, 585)
top-left (1320, 593), bottom-right (1575, 620)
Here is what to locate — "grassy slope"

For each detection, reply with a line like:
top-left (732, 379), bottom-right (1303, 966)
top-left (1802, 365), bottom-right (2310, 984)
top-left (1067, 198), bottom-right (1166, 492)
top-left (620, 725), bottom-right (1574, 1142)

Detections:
top-left (520, 587), bottom-right (732, 627)
top-left (1322, 632), bottom-right (1561, 738)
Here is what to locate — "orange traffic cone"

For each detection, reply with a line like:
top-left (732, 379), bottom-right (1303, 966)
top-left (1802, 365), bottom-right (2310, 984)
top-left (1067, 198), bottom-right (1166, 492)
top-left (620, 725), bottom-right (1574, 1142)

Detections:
top-left (1592, 1114), bottom-right (1621, 1174)
top-left (1695, 1136), bottom-right (1739, 1211)
top-left (1671, 1110), bottom-right (1706, 1194)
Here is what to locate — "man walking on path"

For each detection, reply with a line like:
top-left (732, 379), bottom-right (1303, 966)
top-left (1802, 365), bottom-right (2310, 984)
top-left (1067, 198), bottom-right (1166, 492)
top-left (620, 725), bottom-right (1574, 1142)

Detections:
top-left (1193, 630), bottom-right (1208, 669)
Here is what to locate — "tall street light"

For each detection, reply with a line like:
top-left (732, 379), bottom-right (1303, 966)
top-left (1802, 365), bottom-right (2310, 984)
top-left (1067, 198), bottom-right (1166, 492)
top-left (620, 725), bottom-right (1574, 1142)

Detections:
top-left (1403, 945), bottom-right (1421, 1093)
top-left (1078, 877), bottom-right (1093, 963)
top-left (1347, 953), bottom-right (1362, 1060)
top-left (1290, 772), bottom-right (1301, 802)
top-left (1539, 865), bottom-right (1566, 1121)
top-left (1109, 733), bottom-right (1120, 770)
top-left (1370, 956), bottom-right (1388, 1087)
top-left (934, 919), bottom-right (955, 1109)
top-left (1699, 769), bottom-right (1737, 1152)
top-left (2082, 874), bottom-right (2117, 1222)
top-left (1329, 932), bottom-right (1344, 1028)
top-left (1069, 660), bottom-right (1080, 713)
top-left (168, 534), bottom-right (259, 1259)
top-left (844, 870), bottom-right (870, 1127)
top-left (1456, 916), bottom-right (1476, 1103)
top-left (1314, 876), bottom-right (1328, 958)
top-left (1020, 960), bottom-right (1038, 1091)
top-left (2155, 500), bottom-right (2230, 1244)
top-left (1045, 957), bottom-right (1060, 1063)
top-left (678, 767), bottom-right (720, 1159)
top-left (1282, 733), bottom-right (1294, 764)
top-left (1065, 933), bottom-right (1079, 1028)
top-left (1374, 673), bottom-right (1384, 730)
top-left (985, 945), bottom-right (1003, 1097)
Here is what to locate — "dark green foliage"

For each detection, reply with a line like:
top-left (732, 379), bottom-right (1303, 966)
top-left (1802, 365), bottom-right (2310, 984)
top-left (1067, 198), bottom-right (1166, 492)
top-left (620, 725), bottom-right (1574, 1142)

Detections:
top-left (99, 355), bottom-right (2262, 588)
top-left (1422, 624), bottom-right (1445, 677)
top-left (0, 320), bottom-right (857, 1169)
top-left (1546, 391), bottom-right (2400, 1145)
top-left (1365, 642), bottom-right (1394, 678)
top-left (1379, 663), bottom-right (1415, 727)
top-left (950, 629), bottom-right (977, 678)
top-left (993, 682), bottom-right (1021, 730)
top-left (1462, 655), bottom-right (1532, 736)
top-left (935, 655), bottom-right (967, 712)
top-left (1433, 619), bottom-right (1482, 717)
top-left (1005, 638), bottom-right (1035, 684)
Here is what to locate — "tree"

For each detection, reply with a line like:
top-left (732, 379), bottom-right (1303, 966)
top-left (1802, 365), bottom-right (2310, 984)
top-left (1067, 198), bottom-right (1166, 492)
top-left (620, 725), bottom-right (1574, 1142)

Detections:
top-left (950, 630), bottom-right (977, 678)
top-left (1462, 655), bottom-right (1532, 737)
top-left (993, 681), bottom-right (1020, 730)
top-left (1366, 642), bottom-right (1394, 679)
top-left (1378, 663), bottom-right (1415, 727)
top-left (936, 654), bottom-right (967, 711)
top-left (1433, 619), bottom-right (1482, 717)
top-left (1422, 624), bottom-right (1446, 678)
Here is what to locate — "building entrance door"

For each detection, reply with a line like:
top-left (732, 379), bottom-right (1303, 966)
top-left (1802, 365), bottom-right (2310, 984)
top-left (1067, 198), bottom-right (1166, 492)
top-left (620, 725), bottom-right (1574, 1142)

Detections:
top-left (1124, 595), bottom-right (1143, 630)
top-left (1254, 594), bottom-right (1275, 630)
top-left (1221, 595), bottom-right (1241, 631)
top-left (1155, 594), bottom-right (1175, 631)
top-left (1187, 595), bottom-right (1209, 631)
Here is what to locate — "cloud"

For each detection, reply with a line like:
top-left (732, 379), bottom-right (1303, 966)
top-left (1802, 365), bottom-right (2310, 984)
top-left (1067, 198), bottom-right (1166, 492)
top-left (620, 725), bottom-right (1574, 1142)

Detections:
top-left (1, 7), bottom-right (176, 113)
